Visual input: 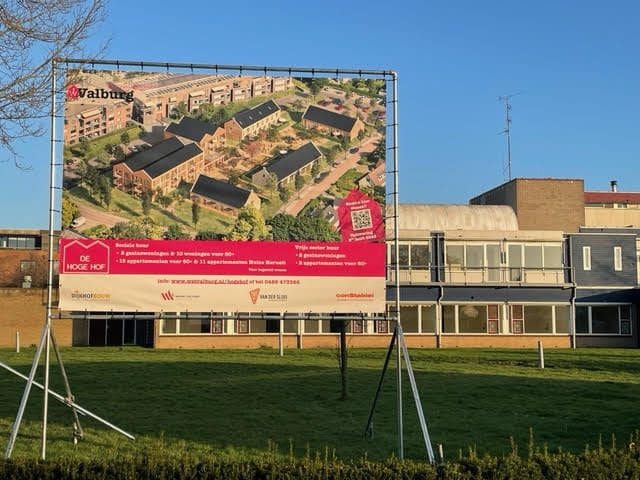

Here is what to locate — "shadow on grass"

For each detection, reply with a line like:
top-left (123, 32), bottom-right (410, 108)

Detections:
top-left (2, 351), bottom-right (639, 461)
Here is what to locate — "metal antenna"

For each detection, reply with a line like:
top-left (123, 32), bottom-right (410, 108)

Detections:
top-left (498, 92), bottom-right (521, 181)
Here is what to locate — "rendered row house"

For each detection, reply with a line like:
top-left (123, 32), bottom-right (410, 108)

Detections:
top-left (190, 174), bottom-right (261, 217)
top-left (112, 136), bottom-right (204, 196)
top-left (224, 100), bottom-right (281, 143)
top-left (251, 142), bottom-right (322, 188)
top-left (302, 105), bottom-right (365, 140)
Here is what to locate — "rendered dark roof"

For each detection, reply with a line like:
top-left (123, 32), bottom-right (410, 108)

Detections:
top-left (123, 137), bottom-right (184, 172)
top-left (233, 100), bottom-right (280, 128)
top-left (191, 174), bottom-right (252, 208)
top-left (303, 105), bottom-right (358, 132)
top-left (165, 116), bottom-right (216, 142)
top-left (266, 142), bottom-right (322, 181)
top-left (143, 143), bottom-right (203, 179)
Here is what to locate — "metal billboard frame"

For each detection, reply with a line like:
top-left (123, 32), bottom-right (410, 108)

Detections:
top-left (4, 57), bottom-right (433, 462)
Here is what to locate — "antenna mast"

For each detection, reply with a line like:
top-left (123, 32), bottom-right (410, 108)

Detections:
top-left (498, 93), bottom-right (519, 181)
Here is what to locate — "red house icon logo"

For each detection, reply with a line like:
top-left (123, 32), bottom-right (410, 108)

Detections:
top-left (60, 240), bottom-right (110, 274)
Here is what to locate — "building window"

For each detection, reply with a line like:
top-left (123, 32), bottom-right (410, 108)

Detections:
top-left (510, 305), bottom-right (524, 334)
top-left (389, 242), bottom-right (429, 268)
top-left (212, 319), bottom-right (223, 334)
top-left (375, 320), bottom-right (389, 334)
top-left (575, 306), bottom-right (589, 333)
top-left (582, 246), bottom-right (591, 271)
top-left (352, 319), bottom-right (364, 334)
top-left (161, 318), bottom-right (177, 334)
top-left (576, 305), bottom-right (632, 335)
top-left (236, 319), bottom-right (249, 334)
top-left (523, 305), bottom-right (553, 333)
top-left (0, 235), bottom-right (39, 249)
top-left (487, 304), bottom-right (499, 333)
top-left (458, 305), bottom-right (487, 333)
top-left (442, 305), bottom-right (456, 333)
top-left (180, 318), bottom-right (211, 334)
top-left (591, 306), bottom-right (620, 334)
top-left (614, 246), bottom-right (623, 271)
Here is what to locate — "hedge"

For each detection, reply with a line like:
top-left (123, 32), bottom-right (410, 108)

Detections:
top-left (2, 444), bottom-right (640, 480)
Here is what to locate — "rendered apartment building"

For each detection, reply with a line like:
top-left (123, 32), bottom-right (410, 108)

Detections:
top-left (2, 178), bottom-right (639, 348)
top-left (64, 101), bottom-right (132, 145)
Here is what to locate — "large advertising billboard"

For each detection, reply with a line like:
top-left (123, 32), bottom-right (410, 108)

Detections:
top-left (59, 68), bottom-right (387, 313)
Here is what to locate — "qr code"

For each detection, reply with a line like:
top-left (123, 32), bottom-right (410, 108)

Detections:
top-left (351, 208), bottom-right (372, 231)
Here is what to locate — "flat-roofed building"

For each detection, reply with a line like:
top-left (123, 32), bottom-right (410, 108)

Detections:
top-left (64, 101), bottom-right (131, 144)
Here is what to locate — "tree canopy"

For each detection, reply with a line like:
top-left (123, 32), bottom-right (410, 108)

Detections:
top-left (0, 0), bottom-right (106, 167)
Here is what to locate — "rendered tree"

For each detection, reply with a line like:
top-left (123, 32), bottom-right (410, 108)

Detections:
top-left (141, 190), bottom-right (152, 215)
top-left (191, 202), bottom-right (200, 226)
top-left (0, 0), bottom-right (106, 167)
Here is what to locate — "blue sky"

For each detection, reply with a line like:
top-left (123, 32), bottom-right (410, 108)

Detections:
top-left (2, 0), bottom-right (639, 228)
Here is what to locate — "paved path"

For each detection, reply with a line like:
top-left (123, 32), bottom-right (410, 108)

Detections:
top-left (77, 203), bottom-right (129, 230)
top-left (280, 134), bottom-right (382, 216)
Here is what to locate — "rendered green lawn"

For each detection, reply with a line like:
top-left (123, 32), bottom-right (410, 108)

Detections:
top-left (0, 347), bottom-right (638, 461)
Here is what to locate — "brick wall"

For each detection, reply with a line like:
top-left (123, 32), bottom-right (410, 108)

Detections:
top-left (154, 332), bottom-right (571, 349)
top-left (515, 179), bottom-right (585, 232)
top-left (470, 178), bottom-right (585, 232)
top-left (0, 289), bottom-right (72, 347)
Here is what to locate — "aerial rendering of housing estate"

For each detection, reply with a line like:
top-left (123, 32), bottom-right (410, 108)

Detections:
top-left (61, 70), bottom-right (386, 240)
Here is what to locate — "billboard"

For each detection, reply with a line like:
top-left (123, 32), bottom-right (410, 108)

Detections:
top-left (59, 68), bottom-right (387, 313)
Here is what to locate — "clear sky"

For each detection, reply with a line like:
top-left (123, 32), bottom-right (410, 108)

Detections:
top-left (2, 0), bottom-right (639, 228)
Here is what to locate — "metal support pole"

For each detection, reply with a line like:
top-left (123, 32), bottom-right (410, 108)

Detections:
top-left (391, 71), bottom-right (403, 460)
top-left (15, 331), bottom-right (19, 353)
top-left (5, 323), bottom-right (49, 458)
top-left (50, 328), bottom-right (84, 440)
top-left (538, 341), bottom-right (545, 369)
top-left (398, 324), bottom-right (435, 463)
top-left (0, 361), bottom-right (135, 441)
top-left (41, 322), bottom-right (51, 459)
top-left (364, 326), bottom-right (398, 438)
top-left (279, 315), bottom-right (284, 357)
top-left (40, 56), bottom-right (59, 461)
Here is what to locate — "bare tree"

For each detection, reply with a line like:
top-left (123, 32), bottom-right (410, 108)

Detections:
top-left (0, 0), bottom-right (106, 167)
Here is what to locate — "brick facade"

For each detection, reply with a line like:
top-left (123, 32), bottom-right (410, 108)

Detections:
top-left (0, 289), bottom-right (72, 348)
top-left (470, 178), bottom-right (585, 232)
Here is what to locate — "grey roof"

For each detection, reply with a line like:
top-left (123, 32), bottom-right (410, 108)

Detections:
top-left (233, 100), bottom-right (279, 128)
top-left (191, 174), bottom-right (252, 208)
top-left (165, 116), bottom-right (216, 142)
top-left (266, 142), bottom-right (322, 181)
top-left (143, 143), bottom-right (203, 179)
top-left (387, 204), bottom-right (519, 232)
top-left (303, 105), bottom-right (357, 132)
top-left (123, 137), bottom-right (184, 172)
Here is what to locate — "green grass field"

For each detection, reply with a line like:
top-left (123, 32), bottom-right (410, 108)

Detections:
top-left (0, 347), bottom-right (639, 461)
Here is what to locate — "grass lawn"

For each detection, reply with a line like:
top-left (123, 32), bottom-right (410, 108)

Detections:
top-left (69, 186), bottom-right (233, 235)
top-left (1, 347), bottom-right (639, 462)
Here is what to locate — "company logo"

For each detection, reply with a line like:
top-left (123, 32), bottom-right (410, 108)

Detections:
top-left (161, 291), bottom-right (174, 301)
top-left (336, 292), bottom-right (374, 300)
top-left (70, 290), bottom-right (111, 301)
top-left (66, 84), bottom-right (134, 103)
top-left (249, 288), bottom-right (260, 304)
